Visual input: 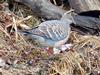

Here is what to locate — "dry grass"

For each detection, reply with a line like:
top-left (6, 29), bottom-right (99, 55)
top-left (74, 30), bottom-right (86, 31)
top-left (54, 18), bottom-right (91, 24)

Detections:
top-left (46, 33), bottom-right (100, 75)
top-left (0, 1), bottom-right (99, 75)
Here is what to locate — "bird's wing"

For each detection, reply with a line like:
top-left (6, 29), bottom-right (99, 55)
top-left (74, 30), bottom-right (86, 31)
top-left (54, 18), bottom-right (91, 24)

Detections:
top-left (31, 20), bottom-right (70, 41)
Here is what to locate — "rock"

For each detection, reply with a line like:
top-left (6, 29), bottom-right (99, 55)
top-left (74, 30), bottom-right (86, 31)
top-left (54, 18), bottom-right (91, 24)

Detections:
top-left (0, 58), bottom-right (5, 68)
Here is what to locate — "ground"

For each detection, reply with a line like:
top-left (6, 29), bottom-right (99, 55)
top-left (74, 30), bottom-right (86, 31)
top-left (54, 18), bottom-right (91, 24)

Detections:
top-left (0, 1), bottom-right (99, 75)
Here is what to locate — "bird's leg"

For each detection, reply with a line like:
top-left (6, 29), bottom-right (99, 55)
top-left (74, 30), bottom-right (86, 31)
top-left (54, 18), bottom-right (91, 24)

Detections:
top-left (46, 47), bottom-right (54, 55)
top-left (45, 47), bottom-right (61, 54)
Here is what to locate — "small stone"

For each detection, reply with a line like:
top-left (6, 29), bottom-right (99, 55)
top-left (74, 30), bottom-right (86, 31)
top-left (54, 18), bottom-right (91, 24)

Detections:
top-left (6, 59), bottom-right (13, 65)
top-left (61, 44), bottom-right (72, 51)
top-left (0, 58), bottom-right (5, 68)
top-left (4, 64), bottom-right (10, 70)
top-left (12, 60), bottom-right (21, 69)
top-left (53, 48), bottom-right (60, 54)
top-left (27, 60), bottom-right (33, 66)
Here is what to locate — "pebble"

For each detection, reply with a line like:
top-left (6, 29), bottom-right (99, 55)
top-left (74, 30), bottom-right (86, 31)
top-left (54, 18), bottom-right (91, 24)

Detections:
top-left (0, 58), bottom-right (5, 68)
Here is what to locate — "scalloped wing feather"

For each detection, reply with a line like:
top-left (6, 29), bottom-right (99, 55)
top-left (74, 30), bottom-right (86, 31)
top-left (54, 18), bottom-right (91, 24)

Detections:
top-left (31, 20), bottom-right (70, 41)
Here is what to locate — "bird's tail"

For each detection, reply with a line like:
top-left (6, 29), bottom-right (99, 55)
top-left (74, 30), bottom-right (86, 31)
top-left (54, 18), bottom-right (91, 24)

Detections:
top-left (18, 29), bottom-right (33, 36)
top-left (18, 26), bottom-right (38, 36)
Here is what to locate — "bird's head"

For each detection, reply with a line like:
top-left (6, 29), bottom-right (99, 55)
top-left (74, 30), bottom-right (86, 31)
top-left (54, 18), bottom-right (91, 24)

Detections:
top-left (61, 9), bottom-right (75, 24)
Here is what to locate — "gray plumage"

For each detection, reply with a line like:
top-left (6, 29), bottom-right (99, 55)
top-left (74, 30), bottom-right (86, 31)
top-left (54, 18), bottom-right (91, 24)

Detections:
top-left (21, 19), bottom-right (72, 49)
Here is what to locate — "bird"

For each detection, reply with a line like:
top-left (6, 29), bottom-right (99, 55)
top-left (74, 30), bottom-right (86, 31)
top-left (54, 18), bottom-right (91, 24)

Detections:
top-left (20, 10), bottom-right (73, 54)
